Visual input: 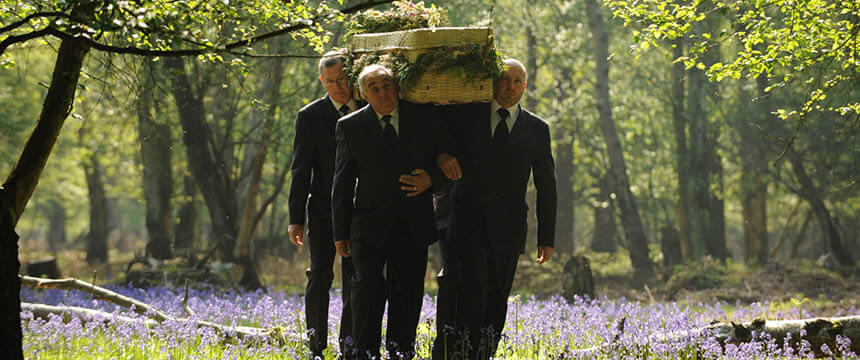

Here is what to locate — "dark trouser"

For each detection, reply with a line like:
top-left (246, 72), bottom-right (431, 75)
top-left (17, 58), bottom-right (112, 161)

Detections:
top-left (443, 219), bottom-right (520, 360)
top-left (306, 217), bottom-right (355, 358)
top-left (351, 218), bottom-right (428, 360)
top-left (432, 228), bottom-right (468, 360)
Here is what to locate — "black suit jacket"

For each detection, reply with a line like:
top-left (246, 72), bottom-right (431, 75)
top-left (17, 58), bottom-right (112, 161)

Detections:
top-left (445, 102), bottom-right (557, 254)
top-left (288, 95), bottom-right (364, 227)
top-left (332, 101), bottom-right (456, 248)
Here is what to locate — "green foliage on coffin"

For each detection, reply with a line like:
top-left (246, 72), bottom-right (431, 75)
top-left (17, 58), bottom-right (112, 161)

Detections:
top-left (343, 26), bottom-right (505, 104)
top-left (345, 0), bottom-right (451, 37)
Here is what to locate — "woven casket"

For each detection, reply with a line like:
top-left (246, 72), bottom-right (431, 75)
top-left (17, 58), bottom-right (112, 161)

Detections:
top-left (348, 27), bottom-right (496, 104)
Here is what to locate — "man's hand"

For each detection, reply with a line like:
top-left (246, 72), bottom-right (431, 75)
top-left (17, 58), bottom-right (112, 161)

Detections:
top-left (335, 240), bottom-right (352, 257)
top-left (400, 168), bottom-right (432, 197)
top-left (436, 152), bottom-right (462, 180)
top-left (536, 245), bottom-right (553, 264)
top-left (288, 224), bottom-right (304, 246)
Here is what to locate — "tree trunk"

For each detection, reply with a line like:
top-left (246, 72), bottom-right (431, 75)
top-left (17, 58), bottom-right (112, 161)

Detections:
top-left (232, 53), bottom-right (287, 289)
top-left (234, 150), bottom-right (265, 289)
top-left (138, 59), bottom-right (174, 260)
top-left (707, 151), bottom-right (728, 260)
top-left (0, 37), bottom-right (90, 360)
top-left (553, 124), bottom-right (575, 255)
top-left (553, 69), bottom-right (576, 256)
top-left (771, 199), bottom-right (802, 258)
top-left (47, 200), bottom-right (67, 250)
top-left (84, 155), bottom-right (109, 265)
top-left (522, 18), bottom-right (541, 256)
top-left (591, 175), bottom-right (618, 253)
top-left (790, 208), bottom-right (814, 258)
top-left (585, 0), bottom-right (654, 280)
top-left (0, 201), bottom-right (22, 360)
top-left (174, 175), bottom-right (201, 255)
top-left (686, 56), bottom-right (711, 260)
top-left (742, 185), bottom-right (768, 263)
top-left (164, 57), bottom-right (239, 263)
top-left (660, 225), bottom-right (682, 272)
top-left (525, 20), bottom-right (538, 112)
top-left (700, 7), bottom-right (727, 261)
top-left (670, 39), bottom-right (692, 260)
top-left (736, 75), bottom-right (771, 264)
top-left (787, 149), bottom-right (855, 267)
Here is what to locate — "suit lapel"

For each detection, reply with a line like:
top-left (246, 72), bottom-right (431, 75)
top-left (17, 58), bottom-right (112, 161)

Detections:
top-left (322, 94), bottom-right (340, 123)
top-left (507, 104), bottom-right (529, 146)
top-left (395, 101), bottom-right (410, 158)
top-left (359, 106), bottom-right (394, 161)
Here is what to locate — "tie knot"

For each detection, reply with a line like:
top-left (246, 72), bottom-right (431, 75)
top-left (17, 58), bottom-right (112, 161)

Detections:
top-left (381, 115), bottom-right (392, 124)
top-left (497, 108), bottom-right (510, 120)
top-left (339, 104), bottom-right (350, 115)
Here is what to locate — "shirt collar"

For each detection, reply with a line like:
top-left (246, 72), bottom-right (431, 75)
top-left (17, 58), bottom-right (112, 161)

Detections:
top-left (329, 97), bottom-right (357, 113)
top-left (375, 106), bottom-right (399, 121)
top-left (491, 99), bottom-right (519, 121)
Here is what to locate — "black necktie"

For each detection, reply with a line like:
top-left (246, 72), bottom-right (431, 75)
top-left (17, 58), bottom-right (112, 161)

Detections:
top-left (382, 115), bottom-right (397, 148)
top-left (339, 104), bottom-right (350, 116)
top-left (494, 108), bottom-right (510, 146)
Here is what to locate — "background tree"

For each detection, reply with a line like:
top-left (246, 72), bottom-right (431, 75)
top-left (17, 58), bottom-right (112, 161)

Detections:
top-left (585, 0), bottom-right (655, 281)
top-left (0, 1), bottom-right (393, 357)
top-left (606, 0), bottom-right (857, 267)
top-left (137, 59), bottom-right (174, 260)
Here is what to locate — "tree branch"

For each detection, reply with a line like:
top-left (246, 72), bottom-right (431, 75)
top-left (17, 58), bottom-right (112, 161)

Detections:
top-left (0, 28), bottom-right (51, 55)
top-left (251, 153), bottom-right (291, 231)
top-left (36, 1), bottom-right (393, 58)
top-left (0, 12), bottom-right (69, 34)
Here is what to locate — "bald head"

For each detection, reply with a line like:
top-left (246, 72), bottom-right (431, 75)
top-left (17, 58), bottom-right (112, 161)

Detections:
top-left (503, 59), bottom-right (527, 81)
top-left (495, 58), bottom-right (527, 107)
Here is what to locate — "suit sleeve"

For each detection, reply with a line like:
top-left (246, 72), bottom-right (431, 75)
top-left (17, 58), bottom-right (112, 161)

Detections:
top-left (532, 121), bottom-right (557, 248)
top-left (287, 109), bottom-right (314, 225)
top-left (332, 120), bottom-right (356, 242)
top-left (426, 104), bottom-right (460, 190)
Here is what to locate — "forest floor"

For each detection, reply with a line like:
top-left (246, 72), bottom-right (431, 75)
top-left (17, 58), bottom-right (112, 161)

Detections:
top-left (516, 250), bottom-right (860, 317)
top-left (19, 240), bottom-right (860, 317)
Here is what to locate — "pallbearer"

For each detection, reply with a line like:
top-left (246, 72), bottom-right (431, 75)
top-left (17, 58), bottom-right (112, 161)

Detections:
top-left (435, 59), bottom-right (558, 360)
top-left (332, 65), bottom-right (461, 360)
top-left (287, 50), bottom-right (361, 360)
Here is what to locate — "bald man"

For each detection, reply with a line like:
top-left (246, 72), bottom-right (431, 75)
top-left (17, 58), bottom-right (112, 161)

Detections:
top-left (433, 59), bottom-right (557, 359)
top-left (333, 65), bottom-right (460, 360)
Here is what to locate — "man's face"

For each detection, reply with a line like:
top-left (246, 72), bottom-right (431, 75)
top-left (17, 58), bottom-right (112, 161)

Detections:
top-left (320, 62), bottom-right (352, 105)
top-left (363, 71), bottom-right (398, 115)
top-left (494, 64), bottom-right (526, 108)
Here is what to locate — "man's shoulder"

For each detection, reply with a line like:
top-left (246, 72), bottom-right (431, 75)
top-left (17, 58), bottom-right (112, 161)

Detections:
top-left (299, 96), bottom-right (332, 114)
top-left (519, 107), bottom-right (549, 128)
top-left (337, 104), bottom-right (371, 126)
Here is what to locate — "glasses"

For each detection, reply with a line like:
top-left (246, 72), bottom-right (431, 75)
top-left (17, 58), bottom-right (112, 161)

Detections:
top-left (325, 77), bottom-right (349, 86)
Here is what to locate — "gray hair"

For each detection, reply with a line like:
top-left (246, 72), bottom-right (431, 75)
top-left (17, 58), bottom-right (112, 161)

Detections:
top-left (318, 50), bottom-right (346, 77)
top-left (357, 64), bottom-right (395, 96)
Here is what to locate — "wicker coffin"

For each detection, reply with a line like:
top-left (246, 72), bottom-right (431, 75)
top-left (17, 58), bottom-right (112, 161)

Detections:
top-left (349, 27), bottom-right (495, 104)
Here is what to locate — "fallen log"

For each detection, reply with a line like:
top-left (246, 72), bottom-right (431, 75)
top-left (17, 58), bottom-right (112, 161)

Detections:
top-left (565, 316), bottom-right (860, 358)
top-left (19, 275), bottom-right (298, 345)
top-left (701, 316), bottom-right (860, 357)
top-left (20, 275), bottom-right (170, 322)
top-left (22, 302), bottom-right (159, 329)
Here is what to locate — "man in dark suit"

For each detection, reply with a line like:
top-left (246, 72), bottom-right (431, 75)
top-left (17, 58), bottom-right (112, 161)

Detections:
top-left (332, 64), bottom-right (460, 360)
top-left (433, 59), bottom-right (557, 360)
top-left (288, 50), bottom-right (362, 360)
